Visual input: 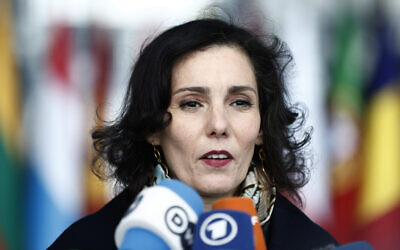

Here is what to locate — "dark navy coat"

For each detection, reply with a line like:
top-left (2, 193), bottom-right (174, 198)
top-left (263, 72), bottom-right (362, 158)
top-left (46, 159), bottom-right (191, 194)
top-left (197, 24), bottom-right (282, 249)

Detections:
top-left (49, 190), bottom-right (338, 250)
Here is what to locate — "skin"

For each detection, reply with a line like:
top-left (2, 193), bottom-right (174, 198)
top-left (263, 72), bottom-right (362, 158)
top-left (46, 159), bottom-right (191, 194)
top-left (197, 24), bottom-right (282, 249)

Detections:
top-left (149, 45), bottom-right (262, 210)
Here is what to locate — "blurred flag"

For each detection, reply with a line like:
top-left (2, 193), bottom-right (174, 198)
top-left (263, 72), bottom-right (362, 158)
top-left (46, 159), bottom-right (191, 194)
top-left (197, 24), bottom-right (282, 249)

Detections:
top-left (327, 10), bottom-right (365, 243)
top-left (328, 7), bottom-right (400, 250)
top-left (83, 26), bottom-right (113, 214)
top-left (24, 25), bottom-right (85, 250)
top-left (0, 1), bottom-right (21, 250)
top-left (355, 13), bottom-right (400, 249)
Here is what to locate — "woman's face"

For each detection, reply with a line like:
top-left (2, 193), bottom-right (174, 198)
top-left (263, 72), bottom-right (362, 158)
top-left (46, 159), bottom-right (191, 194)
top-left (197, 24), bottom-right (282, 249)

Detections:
top-left (151, 45), bottom-right (262, 199)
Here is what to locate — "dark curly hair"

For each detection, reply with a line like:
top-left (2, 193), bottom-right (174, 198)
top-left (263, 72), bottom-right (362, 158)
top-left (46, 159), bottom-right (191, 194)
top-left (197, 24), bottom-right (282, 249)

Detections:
top-left (92, 18), bottom-right (311, 203)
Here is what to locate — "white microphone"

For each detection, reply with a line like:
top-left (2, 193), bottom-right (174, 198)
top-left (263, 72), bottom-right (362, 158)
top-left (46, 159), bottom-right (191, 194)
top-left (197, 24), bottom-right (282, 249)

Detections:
top-left (115, 179), bottom-right (204, 249)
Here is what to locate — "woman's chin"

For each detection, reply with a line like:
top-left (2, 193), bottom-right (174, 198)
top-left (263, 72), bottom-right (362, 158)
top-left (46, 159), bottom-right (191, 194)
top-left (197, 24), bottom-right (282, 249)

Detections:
top-left (194, 183), bottom-right (237, 199)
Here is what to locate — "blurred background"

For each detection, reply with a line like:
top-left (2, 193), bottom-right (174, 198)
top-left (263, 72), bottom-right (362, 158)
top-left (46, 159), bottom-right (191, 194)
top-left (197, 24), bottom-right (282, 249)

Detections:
top-left (1, 0), bottom-right (399, 249)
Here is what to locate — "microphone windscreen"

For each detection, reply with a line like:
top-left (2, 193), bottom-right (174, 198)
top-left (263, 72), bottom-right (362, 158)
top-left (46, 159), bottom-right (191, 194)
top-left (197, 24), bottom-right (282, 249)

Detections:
top-left (212, 197), bottom-right (266, 250)
top-left (115, 179), bottom-right (203, 249)
top-left (334, 241), bottom-right (374, 250)
top-left (192, 209), bottom-right (255, 250)
top-left (119, 228), bottom-right (169, 250)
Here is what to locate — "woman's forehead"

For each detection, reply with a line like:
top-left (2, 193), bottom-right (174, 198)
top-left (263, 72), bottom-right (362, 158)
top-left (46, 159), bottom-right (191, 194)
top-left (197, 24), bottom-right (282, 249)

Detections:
top-left (170, 45), bottom-right (257, 92)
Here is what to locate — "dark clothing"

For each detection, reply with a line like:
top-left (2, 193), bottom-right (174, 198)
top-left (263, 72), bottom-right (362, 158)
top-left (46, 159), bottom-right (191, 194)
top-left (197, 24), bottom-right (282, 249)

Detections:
top-left (49, 189), bottom-right (133, 250)
top-left (263, 194), bottom-right (338, 250)
top-left (49, 190), bottom-right (338, 250)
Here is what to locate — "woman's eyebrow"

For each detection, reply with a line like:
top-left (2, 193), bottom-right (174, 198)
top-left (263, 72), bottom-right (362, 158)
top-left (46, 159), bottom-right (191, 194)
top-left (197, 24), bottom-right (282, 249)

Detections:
top-left (173, 86), bottom-right (209, 95)
top-left (228, 85), bottom-right (257, 95)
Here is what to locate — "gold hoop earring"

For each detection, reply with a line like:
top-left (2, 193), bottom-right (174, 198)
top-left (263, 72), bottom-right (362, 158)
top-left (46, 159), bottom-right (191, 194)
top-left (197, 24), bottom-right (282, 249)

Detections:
top-left (257, 147), bottom-right (276, 225)
top-left (153, 145), bottom-right (170, 178)
top-left (258, 148), bottom-right (275, 187)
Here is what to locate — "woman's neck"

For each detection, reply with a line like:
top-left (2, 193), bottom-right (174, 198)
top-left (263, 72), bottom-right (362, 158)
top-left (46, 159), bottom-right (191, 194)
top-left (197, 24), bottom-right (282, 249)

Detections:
top-left (201, 192), bottom-right (236, 211)
top-left (202, 197), bottom-right (216, 212)
top-left (199, 184), bottom-right (245, 211)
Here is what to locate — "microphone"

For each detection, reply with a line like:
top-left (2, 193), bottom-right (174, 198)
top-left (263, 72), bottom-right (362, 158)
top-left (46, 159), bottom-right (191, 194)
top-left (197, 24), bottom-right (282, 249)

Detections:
top-left (334, 241), bottom-right (374, 250)
top-left (192, 209), bottom-right (255, 250)
top-left (212, 197), bottom-right (267, 250)
top-left (114, 179), bottom-right (204, 249)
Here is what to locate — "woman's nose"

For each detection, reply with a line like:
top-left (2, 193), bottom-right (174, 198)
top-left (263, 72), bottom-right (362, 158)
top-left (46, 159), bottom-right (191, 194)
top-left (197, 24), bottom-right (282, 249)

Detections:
top-left (206, 106), bottom-right (229, 138)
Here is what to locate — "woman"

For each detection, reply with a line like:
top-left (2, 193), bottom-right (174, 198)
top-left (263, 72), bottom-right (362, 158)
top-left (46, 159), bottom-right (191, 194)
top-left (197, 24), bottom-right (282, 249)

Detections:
top-left (49, 19), bottom-right (338, 249)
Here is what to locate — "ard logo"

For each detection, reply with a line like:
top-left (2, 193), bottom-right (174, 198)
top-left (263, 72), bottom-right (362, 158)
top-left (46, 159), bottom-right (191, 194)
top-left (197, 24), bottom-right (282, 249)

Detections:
top-left (199, 213), bottom-right (238, 246)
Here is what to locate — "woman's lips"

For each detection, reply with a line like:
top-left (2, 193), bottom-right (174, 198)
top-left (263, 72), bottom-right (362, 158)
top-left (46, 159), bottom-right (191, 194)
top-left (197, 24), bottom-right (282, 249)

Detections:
top-left (202, 159), bottom-right (232, 168)
top-left (200, 150), bottom-right (233, 168)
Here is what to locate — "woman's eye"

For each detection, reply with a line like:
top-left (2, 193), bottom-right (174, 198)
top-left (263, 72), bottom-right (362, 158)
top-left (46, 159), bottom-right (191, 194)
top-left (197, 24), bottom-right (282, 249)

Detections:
top-left (231, 99), bottom-right (252, 108)
top-left (179, 100), bottom-right (202, 110)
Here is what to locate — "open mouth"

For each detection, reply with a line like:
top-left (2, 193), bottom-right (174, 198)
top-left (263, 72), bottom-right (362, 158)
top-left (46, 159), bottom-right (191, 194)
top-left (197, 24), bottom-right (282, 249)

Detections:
top-left (204, 153), bottom-right (230, 160)
top-left (200, 150), bottom-right (233, 167)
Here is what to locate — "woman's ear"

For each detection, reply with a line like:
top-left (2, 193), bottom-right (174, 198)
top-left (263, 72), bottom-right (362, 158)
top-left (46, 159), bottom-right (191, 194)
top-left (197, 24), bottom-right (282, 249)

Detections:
top-left (146, 132), bottom-right (161, 146)
top-left (255, 130), bottom-right (263, 145)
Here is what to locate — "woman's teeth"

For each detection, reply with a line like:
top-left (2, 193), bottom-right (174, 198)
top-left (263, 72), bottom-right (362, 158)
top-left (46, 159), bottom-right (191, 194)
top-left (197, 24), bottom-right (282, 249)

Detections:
top-left (206, 154), bottom-right (229, 159)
